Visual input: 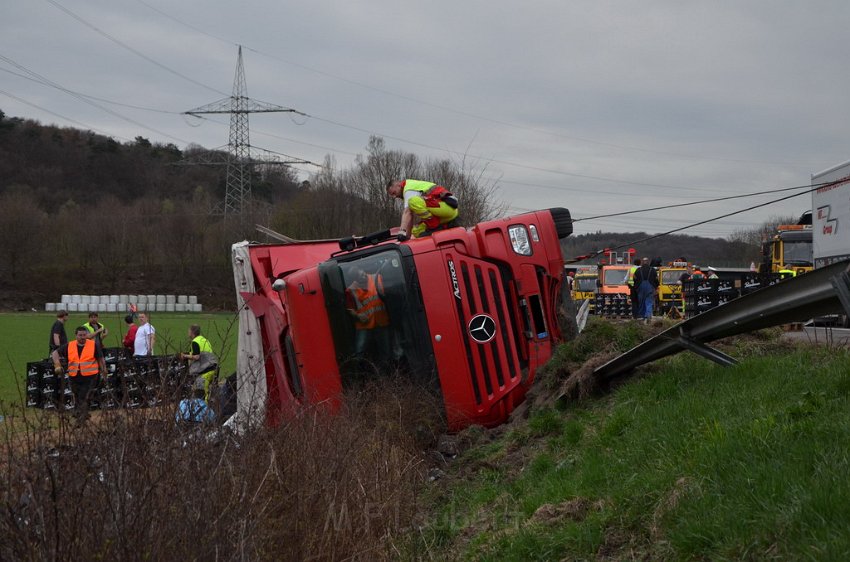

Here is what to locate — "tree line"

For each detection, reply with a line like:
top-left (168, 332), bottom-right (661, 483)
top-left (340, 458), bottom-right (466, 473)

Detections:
top-left (2, 109), bottom-right (783, 310)
top-left (0, 112), bottom-right (502, 309)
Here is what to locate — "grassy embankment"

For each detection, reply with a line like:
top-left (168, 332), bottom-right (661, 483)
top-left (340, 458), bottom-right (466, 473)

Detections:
top-left (0, 311), bottom-right (239, 410)
top-left (414, 318), bottom-right (850, 560)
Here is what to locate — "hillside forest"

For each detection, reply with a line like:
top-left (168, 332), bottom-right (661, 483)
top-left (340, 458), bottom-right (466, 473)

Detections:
top-left (0, 110), bottom-right (766, 310)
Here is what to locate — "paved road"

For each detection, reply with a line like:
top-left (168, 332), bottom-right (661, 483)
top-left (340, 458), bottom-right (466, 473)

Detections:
top-left (782, 326), bottom-right (850, 346)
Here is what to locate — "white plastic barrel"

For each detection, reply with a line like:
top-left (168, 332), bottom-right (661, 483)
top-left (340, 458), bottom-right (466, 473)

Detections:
top-left (177, 295), bottom-right (188, 304)
top-left (165, 303), bottom-right (175, 312)
top-left (120, 295), bottom-right (129, 304)
top-left (97, 303), bottom-right (107, 312)
top-left (109, 295), bottom-right (119, 304)
top-left (61, 294), bottom-right (70, 304)
top-left (147, 295), bottom-right (157, 305)
top-left (166, 295), bottom-right (176, 305)
top-left (106, 303), bottom-right (117, 312)
top-left (68, 303), bottom-right (78, 312)
top-left (175, 303), bottom-right (186, 312)
top-left (155, 303), bottom-right (166, 312)
top-left (156, 295), bottom-right (166, 305)
top-left (188, 296), bottom-right (198, 305)
top-left (45, 303), bottom-right (57, 312)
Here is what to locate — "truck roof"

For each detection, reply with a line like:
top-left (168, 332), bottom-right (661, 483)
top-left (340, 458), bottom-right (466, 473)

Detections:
top-left (813, 158), bottom-right (850, 179)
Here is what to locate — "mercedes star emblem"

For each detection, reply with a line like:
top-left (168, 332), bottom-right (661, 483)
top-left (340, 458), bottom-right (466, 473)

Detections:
top-left (468, 314), bottom-right (496, 343)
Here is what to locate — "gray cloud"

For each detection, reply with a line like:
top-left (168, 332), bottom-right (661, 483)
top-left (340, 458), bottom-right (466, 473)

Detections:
top-left (2, 0), bottom-right (848, 238)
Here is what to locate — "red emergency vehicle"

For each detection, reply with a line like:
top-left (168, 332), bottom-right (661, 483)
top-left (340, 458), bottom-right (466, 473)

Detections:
top-left (233, 208), bottom-right (573, 431)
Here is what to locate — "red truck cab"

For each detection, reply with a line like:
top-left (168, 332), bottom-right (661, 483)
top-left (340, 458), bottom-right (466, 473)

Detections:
top-left (232, 208), bottom-right (572, 431)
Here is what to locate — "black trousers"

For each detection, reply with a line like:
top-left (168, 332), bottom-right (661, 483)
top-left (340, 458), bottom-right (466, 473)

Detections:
top-left (69, 376), bottom-right (97, 422)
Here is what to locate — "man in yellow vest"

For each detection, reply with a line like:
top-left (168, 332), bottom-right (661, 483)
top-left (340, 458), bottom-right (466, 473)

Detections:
top-left (779, 265), bottom-right (797, 280)
top-left (83, 311), bottom-right (109, 347)
top-left (180, 325), bottom-right (218, 400)
top-left (345, 266), bottom-right (392, 362)
top-left (627, 258), bottom-right (640, 318)
top-left (51, 325), bottom-right (107, 424)
top-left (386, 179), bottom-right (459, 240)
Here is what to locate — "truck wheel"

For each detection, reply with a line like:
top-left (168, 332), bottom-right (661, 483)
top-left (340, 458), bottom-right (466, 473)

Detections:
top-left (557, 278), bottom-right (579, 341)
top-left (548, 208), bottom-right (573, 239)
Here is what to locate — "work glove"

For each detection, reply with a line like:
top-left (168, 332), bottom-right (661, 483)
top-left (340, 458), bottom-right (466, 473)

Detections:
top-left (396, 230), bottom-right (409, 242)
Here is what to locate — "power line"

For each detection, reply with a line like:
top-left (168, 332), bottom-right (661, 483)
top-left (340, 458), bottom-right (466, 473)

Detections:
top-left (573, 182), bottom-right (818, 222)
top-left (132, 0), bottom-right (830, 168)
top-left (0, 89), bottom-right (131, 141)
top-left (0, 53), bottom-right (189, 143)
top-left (44, 0), bottom-right (228, 97)
top-left (305, 113), bottom-right (717, 191)
top-left (566, 183), bottom-right (820, 263)
top-left (0, 66), bottom-right (179, 115)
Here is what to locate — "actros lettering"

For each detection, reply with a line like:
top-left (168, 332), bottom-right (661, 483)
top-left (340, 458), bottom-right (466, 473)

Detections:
top-left (448, 260), bottom-right (461, 300)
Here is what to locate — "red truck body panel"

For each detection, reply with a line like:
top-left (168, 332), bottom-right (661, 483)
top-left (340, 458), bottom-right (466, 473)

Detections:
top-left (235, 208), bottom-right (572, 431)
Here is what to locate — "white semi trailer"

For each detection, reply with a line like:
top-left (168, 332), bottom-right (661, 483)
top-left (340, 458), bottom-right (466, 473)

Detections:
top-left (812, 159), bottom-right (850, 268)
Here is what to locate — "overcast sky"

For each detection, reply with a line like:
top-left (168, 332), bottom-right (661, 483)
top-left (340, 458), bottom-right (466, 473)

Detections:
top-left (3, 0), bottom-right (849, 238)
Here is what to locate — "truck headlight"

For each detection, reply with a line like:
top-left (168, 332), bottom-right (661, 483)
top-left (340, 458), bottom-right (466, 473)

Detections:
top-left (508, 225), bottom-right (532, 256)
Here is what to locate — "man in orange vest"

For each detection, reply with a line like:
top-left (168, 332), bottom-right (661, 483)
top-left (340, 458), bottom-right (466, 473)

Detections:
top-left (51, 325), bottom-right (107, 424)
top-left (345, 266), bottom-right (392, 362)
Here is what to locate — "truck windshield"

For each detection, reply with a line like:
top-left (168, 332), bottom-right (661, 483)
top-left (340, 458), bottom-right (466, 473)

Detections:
top-left (661, 270), bottom-right (684, 285)
top-left (603, 268), bottom-right (630, 286)
top-left (783, 240), bottom-right (813, 266)
top-left (318, 247), bottom-right (436, 388)
top-left (576, 277), bottom-right (597, 292)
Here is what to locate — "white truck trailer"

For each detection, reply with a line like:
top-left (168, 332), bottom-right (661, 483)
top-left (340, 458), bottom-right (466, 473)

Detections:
top-left (812, 159), bottom-right (850, 268)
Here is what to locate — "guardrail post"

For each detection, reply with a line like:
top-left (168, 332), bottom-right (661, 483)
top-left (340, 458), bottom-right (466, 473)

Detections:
top-left (830, 270), bottom-right (850, 318)
top-left (677, 330), bottom-right (738, 367)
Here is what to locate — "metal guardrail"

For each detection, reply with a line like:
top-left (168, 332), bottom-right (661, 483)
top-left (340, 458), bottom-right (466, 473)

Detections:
top-left (593, 259), bottom-right (850, 383)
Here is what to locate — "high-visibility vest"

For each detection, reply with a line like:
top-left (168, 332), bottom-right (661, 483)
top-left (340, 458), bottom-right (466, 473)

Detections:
top-left (627, 266), bottom-right (638, 287)
top-left (779, 269), bottom-right (796, 278)
top-left (349, 275), bottom-right (390, 330)
top-left (67, 340), bottom-right (99, 377)
top-left (402, 179), bottom-right (454, 208)
top-left (83, 321), bottom-right (104, 339)
top-left (192, 335), bottom-right (213, 354)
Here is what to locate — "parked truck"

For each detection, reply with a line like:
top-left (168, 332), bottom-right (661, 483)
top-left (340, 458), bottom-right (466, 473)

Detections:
top-left (656, 260), bottom-right (688, 314)
top-left (812, 159), bottom-right (850, 268)
top-left (594, 249), bottom-right (635, 317)
top-left (571, 265), bottom-right (598, 309)
top-left (758, 213), bottom-right (813, 276)
top-left (232, 208), bottom-right (573, 431)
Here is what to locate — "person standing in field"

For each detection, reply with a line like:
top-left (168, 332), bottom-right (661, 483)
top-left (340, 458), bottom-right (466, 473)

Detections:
top-left (133, 312), bottom-right (156, 357)
top-left (83, 312), bottom-right (109, 347)
top-left (122, 314), bottom-right (138, 353)
top-left (49, 310), bottom-right (69, 355)
top-left (51, 325), bottom-right (107, 424)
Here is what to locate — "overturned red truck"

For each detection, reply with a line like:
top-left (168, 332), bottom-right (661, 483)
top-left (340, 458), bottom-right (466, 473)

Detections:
top-left (231, 208), bottom-right (573, 431)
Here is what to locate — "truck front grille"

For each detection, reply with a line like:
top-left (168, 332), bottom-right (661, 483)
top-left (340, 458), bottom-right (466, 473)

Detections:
top-left (450, 258), bottom-right (522, 405)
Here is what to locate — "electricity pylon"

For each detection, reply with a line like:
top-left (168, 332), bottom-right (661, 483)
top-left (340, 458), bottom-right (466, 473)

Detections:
top-left (184, 45), bottom-right (308, 217)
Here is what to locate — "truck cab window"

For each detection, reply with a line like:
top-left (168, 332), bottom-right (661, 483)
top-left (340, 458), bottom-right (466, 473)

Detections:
top-left (319, 248), bottom-right (435, 389)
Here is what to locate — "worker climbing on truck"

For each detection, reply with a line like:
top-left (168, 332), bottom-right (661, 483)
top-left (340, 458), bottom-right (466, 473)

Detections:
top-left (386, 179), bottom-right (459, 240)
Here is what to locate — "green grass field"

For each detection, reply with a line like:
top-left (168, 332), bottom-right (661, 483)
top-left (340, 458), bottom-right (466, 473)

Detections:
top-left (417, 320), bottom-right (850, 560)
top-left (0, 311), bottom-right (239, 409)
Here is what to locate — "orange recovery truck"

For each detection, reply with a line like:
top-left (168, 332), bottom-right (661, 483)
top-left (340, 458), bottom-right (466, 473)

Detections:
top-left (232, 208), bottom-right (574, 431)
top-left (594, 249), bottom-right (635, 317)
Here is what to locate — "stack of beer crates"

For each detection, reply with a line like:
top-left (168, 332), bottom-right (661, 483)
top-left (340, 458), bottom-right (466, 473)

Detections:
top-left (594, 293), bottom-right (632, 318)
top-left (26, 348), bottom-right (192, 410)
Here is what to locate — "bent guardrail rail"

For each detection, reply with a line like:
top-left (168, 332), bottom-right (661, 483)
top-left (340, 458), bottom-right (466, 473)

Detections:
top-left (593, 259), bottom-right (850, 383)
